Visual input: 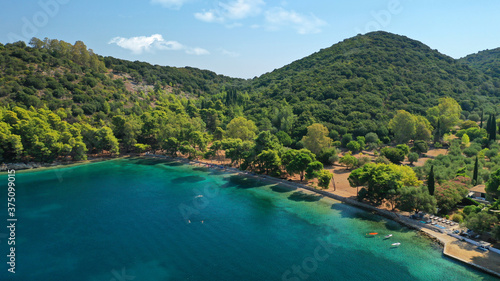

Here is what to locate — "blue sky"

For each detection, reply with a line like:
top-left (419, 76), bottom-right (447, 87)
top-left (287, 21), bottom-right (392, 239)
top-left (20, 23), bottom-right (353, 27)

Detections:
top-left (1, 0), bottom-right (500, 78)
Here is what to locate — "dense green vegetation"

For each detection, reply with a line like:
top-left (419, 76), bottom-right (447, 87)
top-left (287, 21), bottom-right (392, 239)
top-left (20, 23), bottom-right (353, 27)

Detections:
top-left (246, 32), bottom-right (500, 142)
top-left (460, 47), bottom-right (500, 79)
top-left (1, 32), bottom-right (500, 235)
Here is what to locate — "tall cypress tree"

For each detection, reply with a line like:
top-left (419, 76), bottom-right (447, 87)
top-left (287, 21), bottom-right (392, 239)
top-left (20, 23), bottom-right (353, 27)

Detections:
top-left (480, 109), bottom-right (484, 128)
top-left (492, 114), bottom-right (497, 141)
top-left (486, 114), bottom-right (492, 136)
top-left (487, 114), bottom-right (497, 141)
top-left (433, 119), bottom-right (441, 144)
top-left (427, 166), bottom-right (435, 196)
top-left (473, 156), bottom-right (479, 185)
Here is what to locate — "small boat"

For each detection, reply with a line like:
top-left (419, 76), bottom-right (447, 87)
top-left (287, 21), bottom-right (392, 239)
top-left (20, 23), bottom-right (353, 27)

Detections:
top-left (366, 232), bottom-right (378, 236)
top-left (384, 234), bottom-right (393, 239)
top-left (391, 242), bottom-right (401, 247)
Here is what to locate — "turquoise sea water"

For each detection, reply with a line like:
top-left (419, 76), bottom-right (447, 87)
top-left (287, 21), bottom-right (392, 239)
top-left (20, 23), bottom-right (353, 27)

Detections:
top-left (0, 158), bottom-right (497, 281)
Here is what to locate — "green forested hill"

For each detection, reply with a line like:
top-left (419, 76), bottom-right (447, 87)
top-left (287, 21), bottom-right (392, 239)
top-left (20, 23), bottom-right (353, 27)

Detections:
top-left (0, 39), bottom-right (242, 115)
top-left (0, 38), bottom-right (245, 162)
top-left (246, 31), bottom-right (500, 139)
top-left (460, 47), bottom-right (500, 78)
top-left (1, 32), bottom-right (500, 163)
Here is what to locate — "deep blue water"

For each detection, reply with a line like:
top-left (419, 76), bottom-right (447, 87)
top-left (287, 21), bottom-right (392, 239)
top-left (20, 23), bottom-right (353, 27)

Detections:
top-left (0, 158), bottom-right (497, 280)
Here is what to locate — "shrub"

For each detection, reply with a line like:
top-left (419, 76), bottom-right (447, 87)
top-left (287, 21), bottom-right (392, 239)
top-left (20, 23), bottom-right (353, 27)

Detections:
top-left (365, 132), bottom-right (379, 144)
top-left (339, 152), bottom-right (358, 170)
top-left (396, 144), bottom-right (410, 155)
top-left (485, 149), bottom-right (498, 160)
top-left (356, 136), bottom-right (366, 150)
top-left (346, 140), bottom-right (361, 153)
top-left (366, 142), bottom-right (379, 151)
top-left (375, 155), bottom-right (390, 164)
top-left (452, 214), bottom-right (463, 223)
top-left (317, 170), bottom-right (333, 189)
top-left (341, 133), bottom-right (353, 147)
top-left (408, 152), bottom-right (419, 165)
top-left (463, 143), bottom-right (482, 157)
top-left (412, 140), bottom-right (429, 154)
top-left (380, 147), bottom-right (405, 164)
top-left (318, 147), bottom-right (339, 165)
top-left (463, 205), bottom-right (482, 216)
top-left (357, 154), bottom-right (371, 167)
top-left (468, 113), bottom-right (480, 122)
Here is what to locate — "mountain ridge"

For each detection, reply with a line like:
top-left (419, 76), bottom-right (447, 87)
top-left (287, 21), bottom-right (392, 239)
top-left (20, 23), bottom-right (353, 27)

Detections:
top-left (1, 31), bottom-right (500, 140)
top-left (243, 31), bottom-right (500, 138)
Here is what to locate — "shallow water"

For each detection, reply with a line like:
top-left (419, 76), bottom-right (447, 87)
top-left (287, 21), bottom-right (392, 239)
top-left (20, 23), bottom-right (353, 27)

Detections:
top-left (0, 158), bottom-right (496, 280)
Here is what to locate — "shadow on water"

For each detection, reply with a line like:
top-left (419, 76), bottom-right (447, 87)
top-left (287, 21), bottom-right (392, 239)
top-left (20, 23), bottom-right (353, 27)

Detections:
top-left (331, 203), bottom-right (383, 222)
top-left (287, 191), bottom-right (323, 202)
top-left (128, 158), bottom-right (164, 165)
top-left (171, 175), bottom-right (206, 184)
top-left (128, 157), bottom-right (186, 167)
top-left (330, 204), bottom-right (412, 232)
top-left (191, 166), bottom-right (230, 176)
top-left (220, 175), bottom-right (269, 189)
top-left (162, 161), bottom-right (185, 167)
top-left (192, 167), bottom-right (210, 172)
top-left (270, 184), bottom-right (296, 193)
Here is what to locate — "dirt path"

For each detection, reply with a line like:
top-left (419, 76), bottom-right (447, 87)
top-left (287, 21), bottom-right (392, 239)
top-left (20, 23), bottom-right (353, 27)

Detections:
top-left (411, 148), bottom-right (448, 167)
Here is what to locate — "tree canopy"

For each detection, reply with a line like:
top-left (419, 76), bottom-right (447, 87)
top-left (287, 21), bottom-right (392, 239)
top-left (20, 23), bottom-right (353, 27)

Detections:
top-left (301, 123), bottom-right (332, 156)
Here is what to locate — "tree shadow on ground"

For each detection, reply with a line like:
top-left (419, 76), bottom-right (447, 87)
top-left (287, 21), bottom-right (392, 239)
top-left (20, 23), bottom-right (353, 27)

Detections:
top-left (287, 191), bottom-right (323, 202)
top-left (333, 169), bottom-right (351, 175)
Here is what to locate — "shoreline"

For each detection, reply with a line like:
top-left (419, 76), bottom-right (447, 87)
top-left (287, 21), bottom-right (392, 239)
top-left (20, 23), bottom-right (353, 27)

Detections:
top-left (5, 155), bottom-right (500, 278)
top-left (0, 155), bottom-right (136, 174)
top-left (169, 155), bottom-right (500, 279)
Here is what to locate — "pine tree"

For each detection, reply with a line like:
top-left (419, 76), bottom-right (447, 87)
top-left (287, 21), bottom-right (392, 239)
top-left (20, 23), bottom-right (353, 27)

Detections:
top-left (473, 156), bottom-right (479, 185)
top-left (427, 166), bottom-right (435, 196)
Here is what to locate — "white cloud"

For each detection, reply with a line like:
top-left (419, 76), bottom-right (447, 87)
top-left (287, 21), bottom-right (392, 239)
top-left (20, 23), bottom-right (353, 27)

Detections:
top-left (195, 0), bottom-right (264, 23)
top-left (220, 0), bottom-right (264, 20)
top-left (108, 34), bottom-right (209, 55)
top-left (264, 7), bottom-right (326, 34)
top-left (194, 2), bottom-right (326, 35)
top-left (195, 10), bottom-right (224, 23)
top-left (186, 47), bottom-right (211, 55)
top-left (220, 48), bottom-right (240, 57)
top-left (108, 34), bottom-right (167, 54)
top-left (151, 0), bottom-right (189, 9)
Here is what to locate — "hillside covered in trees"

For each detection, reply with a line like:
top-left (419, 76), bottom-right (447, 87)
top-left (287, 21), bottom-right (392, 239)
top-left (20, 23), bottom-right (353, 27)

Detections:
top-left (245, 32), bottom-right (500, 141)
top-left (2, 30), bottom-right (500, 243)
top-left (1, 31), bottom-right (500, 166)
top-left (460, 47), bottom-right (500, 79)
